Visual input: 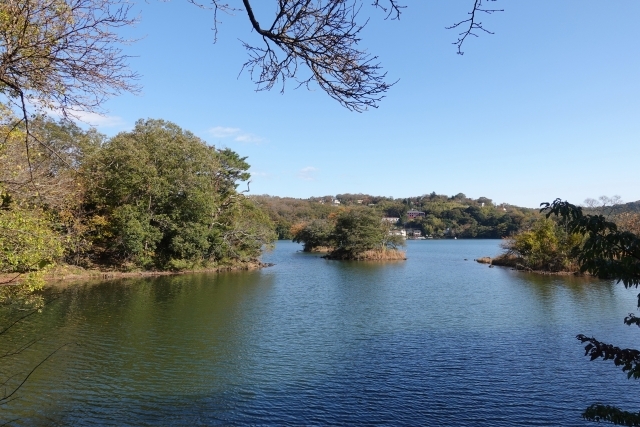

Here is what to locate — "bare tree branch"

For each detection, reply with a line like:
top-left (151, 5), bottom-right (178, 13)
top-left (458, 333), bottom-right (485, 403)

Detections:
top-left (187, 0), bottom-right (239, 43)
top-left (371, 0), bottom-right (404, 20)
top-left (236, 0), bottom-right (400, 111)
top-left (0, 342), bottom-right (72, 406)
top-left (0, 338), bottom-right (41, 359)
top-left (446, 0), bottom-right (503, 55)
top-left (194, 1), bottom-right (504, 109)
top-left (0, 296), bottom-right (60, 337)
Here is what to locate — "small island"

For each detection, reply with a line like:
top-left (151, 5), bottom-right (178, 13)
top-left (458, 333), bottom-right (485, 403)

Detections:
top-left (291, 208), bottom-right (406, 261)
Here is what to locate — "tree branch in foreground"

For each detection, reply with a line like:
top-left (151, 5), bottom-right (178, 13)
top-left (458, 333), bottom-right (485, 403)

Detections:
top-left (0, 0), bottom-right (139, 182)
top-left (0, 343), bottom-right (72, 406)
top-left (237, 0), bottom-right (401, 111)
top-left (446, 0), bottom-right (503, 55)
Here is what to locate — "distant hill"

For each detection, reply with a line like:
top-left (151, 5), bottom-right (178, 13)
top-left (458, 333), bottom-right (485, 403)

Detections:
top-left (252, 193), bottom-right (539, 240)
top-left (617, 200), bottom-right (640, 213)
top-left (583, 200), bottom-right (640, 216)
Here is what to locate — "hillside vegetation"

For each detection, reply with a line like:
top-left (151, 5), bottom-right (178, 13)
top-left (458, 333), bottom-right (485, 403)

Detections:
top-left (253, 193), bottom-right (539, 240)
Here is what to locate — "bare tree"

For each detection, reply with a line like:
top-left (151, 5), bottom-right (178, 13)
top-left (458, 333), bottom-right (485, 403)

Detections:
top-left (0, 0), bottom-right (139, 175)
top-left (584, 198), bottom-right (599, 208)
top-left (582, 195), bottom-right (623, 219)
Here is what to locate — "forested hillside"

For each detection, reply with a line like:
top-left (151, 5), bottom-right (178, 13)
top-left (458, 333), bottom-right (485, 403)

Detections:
top-left (252, 193), bottom-right (540, 240)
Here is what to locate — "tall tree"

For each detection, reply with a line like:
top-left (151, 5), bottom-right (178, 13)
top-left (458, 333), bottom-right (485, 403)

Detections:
top-left (84, 119), bottom-right (275, 270)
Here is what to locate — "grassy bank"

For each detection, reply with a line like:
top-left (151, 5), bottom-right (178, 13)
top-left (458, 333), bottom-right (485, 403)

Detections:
top-left (324, 248), bottom-right (407, 261)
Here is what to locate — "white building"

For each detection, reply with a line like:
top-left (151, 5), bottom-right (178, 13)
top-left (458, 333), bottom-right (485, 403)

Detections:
top-left (389, 229), bottom-right (407, 238)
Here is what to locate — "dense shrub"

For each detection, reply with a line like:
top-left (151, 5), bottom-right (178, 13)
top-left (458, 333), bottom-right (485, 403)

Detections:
top-left (502, 218), bottom-right (582, 272)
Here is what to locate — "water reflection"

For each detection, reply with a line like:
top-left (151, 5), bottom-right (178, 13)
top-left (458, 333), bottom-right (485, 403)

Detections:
top-left (1, 240), bottom-right (638, 426)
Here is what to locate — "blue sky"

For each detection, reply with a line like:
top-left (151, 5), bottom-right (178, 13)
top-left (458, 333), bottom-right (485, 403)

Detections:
top-left (83, 1), bottom-right (640, 208)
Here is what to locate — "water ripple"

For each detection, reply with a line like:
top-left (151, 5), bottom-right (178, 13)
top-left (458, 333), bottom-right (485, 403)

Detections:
top-left (0, 240), bottom-right (635, 426)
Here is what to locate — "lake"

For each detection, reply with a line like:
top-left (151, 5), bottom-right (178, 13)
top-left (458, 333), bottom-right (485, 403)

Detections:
top-left (1, 240), bottom-right (638, 426)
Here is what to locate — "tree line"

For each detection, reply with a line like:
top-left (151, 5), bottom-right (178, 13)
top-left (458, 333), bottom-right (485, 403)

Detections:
top-left (253, 192), bottom-right (540, 240)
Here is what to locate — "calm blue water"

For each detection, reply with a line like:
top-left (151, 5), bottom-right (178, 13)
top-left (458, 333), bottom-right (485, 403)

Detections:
top-left (1, 240), bottom-right (638, 426)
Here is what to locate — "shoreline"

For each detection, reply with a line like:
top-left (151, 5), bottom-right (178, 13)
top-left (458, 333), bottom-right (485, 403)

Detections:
top-left (475, 256), bottom-right (584, 276)
top-left (1, 261), bottom-right (274, 287)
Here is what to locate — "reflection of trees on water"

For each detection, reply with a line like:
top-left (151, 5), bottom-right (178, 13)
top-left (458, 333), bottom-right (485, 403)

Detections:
top-left (511, 271), bottom-right (628, 328)
top-left (1, 271), bottom-right (276, 425)
top-left (519, 272), bottom-right (615, 299)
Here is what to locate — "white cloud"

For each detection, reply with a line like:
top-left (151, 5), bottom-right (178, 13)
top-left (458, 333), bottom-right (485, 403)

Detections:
top-left (209, 126), bottom-right (241, 138)
top-left (297, 166), bottom-right (319, 181)
top-left (234, 133), bottom-right (263, 143)
top-left (22, 99), bottom-right (126, 129)
top-left (208, 126), bottom-right (264, 144)
top-left (72, 111), bottom-right (126, 128)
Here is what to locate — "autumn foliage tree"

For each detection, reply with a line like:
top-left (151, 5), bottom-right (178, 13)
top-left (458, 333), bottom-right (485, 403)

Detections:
top-left (0, 112), bottom-right (90, 300)
top-left (0, 0), bottom-right (137, 128)
top-left (1, 0), bottom-right (138, 288)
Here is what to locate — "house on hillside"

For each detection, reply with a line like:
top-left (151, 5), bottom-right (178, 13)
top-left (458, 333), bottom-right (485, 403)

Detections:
top-left (405, 229), bottom-right (423, 239)
top-left (407, 209), bottom-right (426, 219)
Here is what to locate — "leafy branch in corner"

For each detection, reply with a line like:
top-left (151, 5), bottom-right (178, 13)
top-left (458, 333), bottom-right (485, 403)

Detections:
top-left (543, 199), bottom-right (640, 425)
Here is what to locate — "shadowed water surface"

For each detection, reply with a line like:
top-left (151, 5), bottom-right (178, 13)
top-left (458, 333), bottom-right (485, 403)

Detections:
top-left (1, 240), bottom-right (638, 425)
